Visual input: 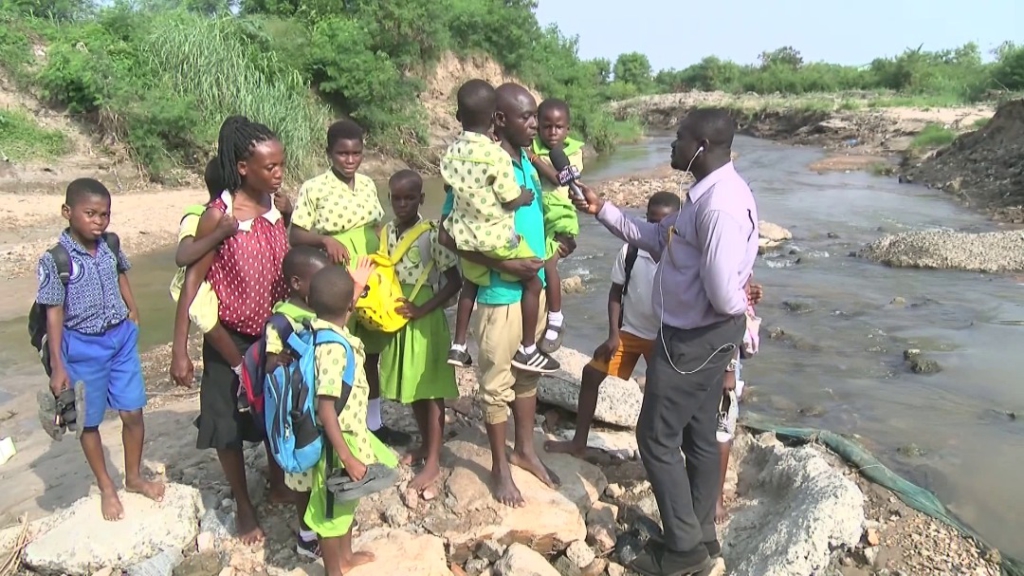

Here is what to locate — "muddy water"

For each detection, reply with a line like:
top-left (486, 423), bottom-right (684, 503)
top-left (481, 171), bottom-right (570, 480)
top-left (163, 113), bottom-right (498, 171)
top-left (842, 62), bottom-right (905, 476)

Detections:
top-left (1, 136), bottom-right (1021, 556)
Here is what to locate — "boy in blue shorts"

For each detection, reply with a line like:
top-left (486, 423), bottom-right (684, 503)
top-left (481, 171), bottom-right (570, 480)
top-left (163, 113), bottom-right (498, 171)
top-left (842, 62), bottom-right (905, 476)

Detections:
top-left (36, 178), bottom-right (165, 521)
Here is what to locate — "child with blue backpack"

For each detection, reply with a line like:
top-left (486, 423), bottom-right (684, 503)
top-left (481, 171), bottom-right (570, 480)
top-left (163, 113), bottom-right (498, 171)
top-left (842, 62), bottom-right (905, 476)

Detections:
top-left (303, 265), bottom-right (397, 575)
top-left (261, 245), bottom-right (329, 558)
top-left (262, 246), bottom-right (373, 559)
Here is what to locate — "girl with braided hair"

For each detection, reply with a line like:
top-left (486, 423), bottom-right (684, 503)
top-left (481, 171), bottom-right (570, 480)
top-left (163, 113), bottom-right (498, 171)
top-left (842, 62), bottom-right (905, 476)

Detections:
top-left (170, 116), bottom-right (291, 544)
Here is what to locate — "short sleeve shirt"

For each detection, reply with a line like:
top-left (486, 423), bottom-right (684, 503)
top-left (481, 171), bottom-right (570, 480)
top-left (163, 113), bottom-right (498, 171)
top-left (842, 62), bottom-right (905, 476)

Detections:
top-left (291, 171), bottom-right (384, 235)
top-left (382, 217), bottom-right (457, 285)
top-left (36, 231), bottom-right (131, 334)
top-left (610, 244), bottom-right (660, 340)
top-left (475, 149), bottom-right (547, 306)
top-left (264, 300), bottom-right (316, 355)
top-left (440, 132), bottom-right (521, 251)
top-left (311, 318), bottom-right (376, 464)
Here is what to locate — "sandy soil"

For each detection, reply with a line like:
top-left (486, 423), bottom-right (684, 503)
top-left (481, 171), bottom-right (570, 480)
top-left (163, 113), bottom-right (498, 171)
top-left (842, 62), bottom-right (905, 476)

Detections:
top-left (0, 187), bottom-right (209, 321)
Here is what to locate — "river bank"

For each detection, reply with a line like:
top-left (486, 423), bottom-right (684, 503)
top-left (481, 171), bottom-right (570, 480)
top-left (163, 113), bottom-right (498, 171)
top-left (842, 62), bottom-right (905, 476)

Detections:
top-left (0, 347), bottom-right (1004, 576)
top-left (2, 117), bottom-right (1023, 572)
top-left (611, 91), bottom-right (994, 160)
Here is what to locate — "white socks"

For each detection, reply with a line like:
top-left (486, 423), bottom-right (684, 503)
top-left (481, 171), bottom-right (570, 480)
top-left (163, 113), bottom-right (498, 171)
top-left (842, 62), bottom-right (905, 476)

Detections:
top-left (543, 311), bottom-right (564, 342)
top-left (367, 398), bottom-right (383, 431)
top-left (451, 342), bottom-right (467, 352)
top-left (520, 344), bottom-right (538, 355)
top-left (299, 529), bottom-right (316, 542)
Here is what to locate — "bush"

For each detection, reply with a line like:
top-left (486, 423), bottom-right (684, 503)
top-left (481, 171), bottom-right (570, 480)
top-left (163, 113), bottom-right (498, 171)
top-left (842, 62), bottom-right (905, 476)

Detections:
top-left (911, 124), bottom-right (957, 149)
top-left (37, 42), bottom-right (113, 113)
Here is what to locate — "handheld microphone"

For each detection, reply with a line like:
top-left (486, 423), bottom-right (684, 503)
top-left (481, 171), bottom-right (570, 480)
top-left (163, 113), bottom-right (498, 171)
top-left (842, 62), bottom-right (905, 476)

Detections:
top-left (548, 147), bottom-right (585, 201)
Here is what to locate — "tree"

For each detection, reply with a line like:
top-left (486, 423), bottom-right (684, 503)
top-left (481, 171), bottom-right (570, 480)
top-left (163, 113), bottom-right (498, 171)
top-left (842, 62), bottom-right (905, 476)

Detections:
top-left (613, 52), bottom-right (652, 87)
top-left (589, 57), bottom-right (611, 84)
top-left (759, 46), bottom-right (803, 69)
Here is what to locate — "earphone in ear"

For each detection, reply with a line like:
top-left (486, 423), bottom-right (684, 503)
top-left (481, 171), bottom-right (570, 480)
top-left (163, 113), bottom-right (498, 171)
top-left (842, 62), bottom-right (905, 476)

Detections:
top-left (695, 145), bottom-right (705, 155)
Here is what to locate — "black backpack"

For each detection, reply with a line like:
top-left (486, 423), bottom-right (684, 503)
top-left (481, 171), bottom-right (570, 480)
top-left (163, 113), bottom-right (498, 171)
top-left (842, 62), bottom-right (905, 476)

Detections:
top-left (28, 233), bottom-right (122, 376)
top-left (618, 246), bottom-right (640, 328)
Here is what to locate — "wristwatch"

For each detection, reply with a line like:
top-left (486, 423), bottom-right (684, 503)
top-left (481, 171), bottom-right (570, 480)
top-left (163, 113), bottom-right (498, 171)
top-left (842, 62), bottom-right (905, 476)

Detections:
top-left (725, 358), bottom-right (739, 373)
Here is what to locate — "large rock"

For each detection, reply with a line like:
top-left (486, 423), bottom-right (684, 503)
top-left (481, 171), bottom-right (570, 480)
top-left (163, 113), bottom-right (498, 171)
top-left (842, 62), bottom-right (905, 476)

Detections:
top-left (22, 483), bottom-right (201, 576)
top-left (759, 221), bottom-right (792, 242)
top-left (553, 428), bottom-right (637, 460)
top-left (435, 429), bottom-right (606, 562)
top-left (539, 348), bottom-right (643, 428)
top-left (492, 543), bottom-right (560, 576)
top-left (721, 434), bottom-right (864, 576)
top-left (285, 529), bottom-right (452, 576)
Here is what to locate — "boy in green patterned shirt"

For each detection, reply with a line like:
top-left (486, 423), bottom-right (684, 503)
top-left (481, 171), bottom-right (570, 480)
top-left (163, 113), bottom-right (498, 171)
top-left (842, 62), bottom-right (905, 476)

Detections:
top-left (303, 265), bottom-right (397, 576)
top-left (440, 79), bottom-right (559, 374)
top-left (528, 98), bottom-right (583, 354)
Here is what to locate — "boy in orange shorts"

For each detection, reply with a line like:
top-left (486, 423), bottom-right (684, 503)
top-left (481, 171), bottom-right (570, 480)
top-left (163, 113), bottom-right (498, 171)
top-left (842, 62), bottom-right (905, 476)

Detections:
top-left (545, 192), bottom-right (680, 457)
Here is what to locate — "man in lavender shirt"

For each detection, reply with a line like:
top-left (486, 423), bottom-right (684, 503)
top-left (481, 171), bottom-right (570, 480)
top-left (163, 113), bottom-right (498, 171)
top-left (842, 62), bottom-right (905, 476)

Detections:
top-left (575, 109), bottom-right (758, 576)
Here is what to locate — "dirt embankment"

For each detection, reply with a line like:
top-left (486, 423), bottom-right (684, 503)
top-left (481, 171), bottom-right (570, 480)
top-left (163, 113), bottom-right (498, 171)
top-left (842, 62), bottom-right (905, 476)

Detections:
top-left (903, 98), bottom-right (1024, 222)
top-left (0, 52), bottom-right (545, 289)
top-left (612, 91), bottom-right (994, 173)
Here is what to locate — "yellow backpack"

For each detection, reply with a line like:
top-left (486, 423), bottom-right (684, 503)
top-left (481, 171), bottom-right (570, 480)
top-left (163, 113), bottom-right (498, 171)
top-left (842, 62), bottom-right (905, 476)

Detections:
top-left (354, 220), bottom-right (437, 333)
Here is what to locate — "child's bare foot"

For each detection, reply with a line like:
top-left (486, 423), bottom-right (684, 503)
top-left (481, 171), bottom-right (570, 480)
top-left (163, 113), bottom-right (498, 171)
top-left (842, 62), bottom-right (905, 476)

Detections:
top-left (235, 503), bottom-right (265, 545)
top-left (490, 469), bottom-right (525, 508)
top-left (400, 446), bottom-right (427, 467)
top-left (510, 449), bottom-right (561, 489)
top-left (126, 477), bottom-right (166, 503)
top-left (543, 439), bottom-right (587, 458)
top-left (409, 461), bottom-right (440, 494)
top-left (715, 498), bottom-right (729, 524)
top-left (99, 487), bottom-right (125, 521)
top-left (340, 551), bottom-right (375, 571)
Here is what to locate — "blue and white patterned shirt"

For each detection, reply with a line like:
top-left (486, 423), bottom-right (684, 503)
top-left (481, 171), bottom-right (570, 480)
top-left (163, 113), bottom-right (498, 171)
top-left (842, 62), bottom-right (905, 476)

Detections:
top-left (36, 230), bottom-right (131, 335)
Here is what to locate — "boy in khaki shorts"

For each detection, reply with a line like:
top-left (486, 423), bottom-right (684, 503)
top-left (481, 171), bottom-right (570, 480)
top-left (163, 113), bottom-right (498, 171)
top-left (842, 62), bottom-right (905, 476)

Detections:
top-left (545, 191), bottom-right (680, 457)
top-left (441, 79), bottom-right (559, 375)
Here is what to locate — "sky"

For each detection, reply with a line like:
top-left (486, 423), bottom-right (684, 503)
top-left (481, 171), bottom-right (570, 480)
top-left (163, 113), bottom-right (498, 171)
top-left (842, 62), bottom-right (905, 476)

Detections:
top-left (534, 0), bottom-right (1021, 71)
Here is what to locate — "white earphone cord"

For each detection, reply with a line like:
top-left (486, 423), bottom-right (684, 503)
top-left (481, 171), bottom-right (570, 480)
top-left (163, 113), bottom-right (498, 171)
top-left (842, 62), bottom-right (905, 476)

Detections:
top-left (658, 145), bottom-right (736, 375)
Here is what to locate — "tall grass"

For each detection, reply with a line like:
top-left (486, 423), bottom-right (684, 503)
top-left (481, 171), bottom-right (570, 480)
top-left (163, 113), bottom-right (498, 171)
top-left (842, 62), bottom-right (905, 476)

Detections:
top-left (0, 109), bottom-right (70, 161)
top-left (137, 12), bottom-right (332, 183)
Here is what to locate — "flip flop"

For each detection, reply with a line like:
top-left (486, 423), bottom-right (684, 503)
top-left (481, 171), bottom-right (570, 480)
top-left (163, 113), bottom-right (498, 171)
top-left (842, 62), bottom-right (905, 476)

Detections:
top-left (36, 390), bottom-right (64, 441)
top-left (538, 322), bottom-right (566, 355)
top-left (325, 464), bottom-right (398, 503)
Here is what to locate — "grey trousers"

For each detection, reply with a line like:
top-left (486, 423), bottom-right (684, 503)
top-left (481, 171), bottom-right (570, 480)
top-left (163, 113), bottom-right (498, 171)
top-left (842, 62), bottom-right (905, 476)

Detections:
top-left (637, 316), bottom-right (745, 552)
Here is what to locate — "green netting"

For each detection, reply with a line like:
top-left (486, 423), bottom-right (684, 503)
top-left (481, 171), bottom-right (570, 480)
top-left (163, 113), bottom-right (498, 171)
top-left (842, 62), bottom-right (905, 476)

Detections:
top-left (741, 413), bottom-right (1024, 576)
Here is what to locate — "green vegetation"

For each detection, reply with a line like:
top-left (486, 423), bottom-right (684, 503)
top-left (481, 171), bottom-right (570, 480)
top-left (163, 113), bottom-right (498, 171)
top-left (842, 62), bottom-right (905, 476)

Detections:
top-left (911, 124), bottom-right (957, 149)
top-left (973, 117), bottom-right (991, 129)
top-left (0, 1), bottom-right (1020, 183)
top-left (644, 44), bottom-right (1024, 102)
top-left (0, 0), bottom-right (641, 183)
top-left (0, 109), bottom-right (70, 161)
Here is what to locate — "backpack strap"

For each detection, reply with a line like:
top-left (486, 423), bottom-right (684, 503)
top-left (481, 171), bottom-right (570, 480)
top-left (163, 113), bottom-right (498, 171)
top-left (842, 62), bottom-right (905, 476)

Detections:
top-left (618, 245), bottom-right (640, 329)
top-left (48, 244), bottom-right (72, 286)
top-left (407, 260), bottom-right (436, 303)
top-left (621, 245), bottom-right (640, 295)
top-left (267, 314), bottom-right (294, 346)
top-left (285, 330), bottom-right (312, 358)
top-left (100, 232), bottom-right (127, 273)
top-left (312, 330), bottom-right (356, 386)
top-left (388, 220), bottom-right (436, 263)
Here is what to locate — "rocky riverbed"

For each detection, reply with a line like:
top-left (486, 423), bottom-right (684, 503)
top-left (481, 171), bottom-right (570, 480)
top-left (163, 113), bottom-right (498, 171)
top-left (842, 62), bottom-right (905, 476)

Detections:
top-left (0, 346), bottom-right (1003, 576)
